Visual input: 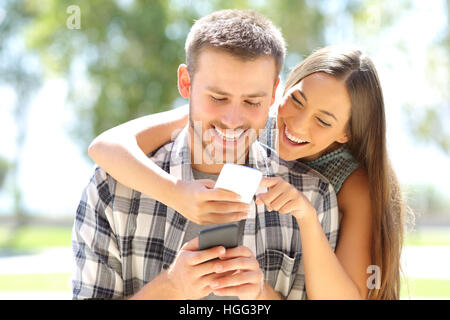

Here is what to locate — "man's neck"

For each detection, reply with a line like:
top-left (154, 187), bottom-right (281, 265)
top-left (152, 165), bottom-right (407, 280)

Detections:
top-left (190, 162), bottom-right (224, 175)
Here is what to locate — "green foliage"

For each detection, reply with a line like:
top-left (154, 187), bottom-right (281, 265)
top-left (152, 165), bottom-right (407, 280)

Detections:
top-left (6, 0), bottom-right (445, 156)
top-left (19, 0), bottom-right (327, 154)
top-left (401, 278), bottom-right (450, 299)
top-left (404, 184), bottom-right (450, 223)
top-left (0, 225), bottom-right (72, 251)
top-left (404, 0), bottom-right (449, 155)
top-left (405, 229), bottom-right (450, 247)
top-left (0, 157), bottom-right (10, 187)
top-left (406, 106), bottom-right (450, 155)
top-left (0, 0), bottom-right (43, 221)
top-left (23, 0), bottom-right (191, 152)
top-left (0, 273), bottom-right (71, 292)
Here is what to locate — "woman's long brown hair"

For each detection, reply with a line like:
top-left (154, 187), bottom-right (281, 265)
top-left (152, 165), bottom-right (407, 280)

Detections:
top-left (284, 45), bottom-right (410, 299)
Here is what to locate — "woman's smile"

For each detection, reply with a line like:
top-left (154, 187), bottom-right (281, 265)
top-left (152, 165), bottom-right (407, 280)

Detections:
top-left (283, 123), bottom-right (310, 146)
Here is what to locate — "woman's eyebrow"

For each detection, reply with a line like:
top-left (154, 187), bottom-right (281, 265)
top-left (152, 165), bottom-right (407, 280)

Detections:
top-left (320, 109), bottom-right (338, 122)
top-left (294, 89), bottom-right (338, 122)
top-left (297, 89), bottom-right (308, 102)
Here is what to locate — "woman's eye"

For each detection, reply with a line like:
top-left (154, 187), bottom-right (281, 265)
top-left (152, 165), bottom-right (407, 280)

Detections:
top-left (290, 94), bottom-right (303, 107)
top-left (316, 117), bottom-right (331, 127)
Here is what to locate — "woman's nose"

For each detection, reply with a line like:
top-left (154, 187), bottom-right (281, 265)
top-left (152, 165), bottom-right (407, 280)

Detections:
top-left (290, 114), bottom-right (310, 136)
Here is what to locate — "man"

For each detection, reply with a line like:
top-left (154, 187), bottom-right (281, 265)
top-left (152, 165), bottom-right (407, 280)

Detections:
top-left (72, 9), bottom-right (339, 300)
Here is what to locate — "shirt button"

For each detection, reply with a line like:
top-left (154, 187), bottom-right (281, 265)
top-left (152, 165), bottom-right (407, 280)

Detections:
top-left (163, 263), bottom-right (170, 270)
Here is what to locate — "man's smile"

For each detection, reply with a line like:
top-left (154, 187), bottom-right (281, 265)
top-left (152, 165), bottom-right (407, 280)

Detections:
top-left (212, 125), bottom-right (246, 142)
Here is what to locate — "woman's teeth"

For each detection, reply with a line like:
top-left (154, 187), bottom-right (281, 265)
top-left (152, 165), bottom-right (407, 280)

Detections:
top-left (214, 126), bottom-right (244, 142)
top-left (285, 126), bottom-right (308, 144)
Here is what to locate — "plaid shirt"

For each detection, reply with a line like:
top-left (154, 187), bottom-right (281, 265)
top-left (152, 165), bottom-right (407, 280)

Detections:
top-left (72, 126), bottom-right (339, 300)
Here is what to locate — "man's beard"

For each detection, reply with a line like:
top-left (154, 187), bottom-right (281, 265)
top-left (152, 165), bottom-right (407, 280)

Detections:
top-left (188, 105), bottom-right (256, 166)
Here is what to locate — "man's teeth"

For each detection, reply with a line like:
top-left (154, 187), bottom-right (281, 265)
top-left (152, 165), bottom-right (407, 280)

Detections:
top-left (285, 126), bottom-right (308, 144)
top-left (214, 127), bottom-right (244, 141)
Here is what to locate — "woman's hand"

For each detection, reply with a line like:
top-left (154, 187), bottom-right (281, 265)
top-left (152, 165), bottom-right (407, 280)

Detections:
top-left (255, 176), bottom-right (317, 223)
top-left (171, 179), bottom-right (251, 225)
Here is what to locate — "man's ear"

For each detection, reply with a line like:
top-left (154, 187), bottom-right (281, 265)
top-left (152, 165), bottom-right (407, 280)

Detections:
top-left (270, 77), bottom-right (281, 105)
top-left (178, 64), bottom-right (191, 99)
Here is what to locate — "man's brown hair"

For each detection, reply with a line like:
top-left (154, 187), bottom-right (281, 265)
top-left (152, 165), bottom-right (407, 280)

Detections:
top-left (185, 9), bottom-right (286, 80)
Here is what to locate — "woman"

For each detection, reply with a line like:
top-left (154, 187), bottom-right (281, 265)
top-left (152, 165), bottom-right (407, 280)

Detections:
top-left (87, 45), bottom-right (408, 299)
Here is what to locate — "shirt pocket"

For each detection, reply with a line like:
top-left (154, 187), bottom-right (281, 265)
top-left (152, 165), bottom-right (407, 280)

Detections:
top-left (264, 249), bottom-right (302, 299)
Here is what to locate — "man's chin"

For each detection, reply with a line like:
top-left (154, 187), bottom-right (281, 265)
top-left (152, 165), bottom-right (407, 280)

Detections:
top-left (206, 147), bottom-right (248, 165)
top-left (188, 124), bottom-right (255, 166)
top-left (210, 137), bottom-right (249, 164)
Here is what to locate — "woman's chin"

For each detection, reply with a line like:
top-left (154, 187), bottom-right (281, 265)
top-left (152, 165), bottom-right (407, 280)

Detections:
top-left (278, 146), bottom-right (305, 161)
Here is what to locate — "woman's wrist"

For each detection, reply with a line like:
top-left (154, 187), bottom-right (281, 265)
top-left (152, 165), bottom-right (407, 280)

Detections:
top-left (151, 172), bottom-right (181, 209)
top-left (294, 207), bottom-right (319, 229)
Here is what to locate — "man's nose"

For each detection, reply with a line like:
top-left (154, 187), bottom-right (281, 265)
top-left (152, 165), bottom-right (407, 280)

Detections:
top-left (221, 104), bottom-right (244, 129)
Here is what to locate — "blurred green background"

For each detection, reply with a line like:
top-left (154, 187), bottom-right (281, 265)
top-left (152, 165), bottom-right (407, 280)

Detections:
top-left (0, 0), bottom-right (449, 299)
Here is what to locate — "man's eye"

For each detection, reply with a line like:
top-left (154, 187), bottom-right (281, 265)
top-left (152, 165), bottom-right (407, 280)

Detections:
top-left (245, 101), bottom-right (261, 107)
top-left (316, 117), bottom-right (331, 127)
top-left (211, 96), bottom-right (226, 102)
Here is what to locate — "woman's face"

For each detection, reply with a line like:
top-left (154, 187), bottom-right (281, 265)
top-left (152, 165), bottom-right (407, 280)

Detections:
top-left (276, 72), bottom-right (352, 161)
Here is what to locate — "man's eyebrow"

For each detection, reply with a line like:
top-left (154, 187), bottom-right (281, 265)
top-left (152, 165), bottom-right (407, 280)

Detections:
top-left (242, 91), bottom-right (267, 98)
top-left (206, 86), bottom-right (267, 98)
top-left (206, 86), bottom-right (230, 96)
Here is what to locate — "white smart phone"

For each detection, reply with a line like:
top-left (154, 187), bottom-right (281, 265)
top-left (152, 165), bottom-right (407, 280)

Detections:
top-left (214, 163), bottom-right (263, 204)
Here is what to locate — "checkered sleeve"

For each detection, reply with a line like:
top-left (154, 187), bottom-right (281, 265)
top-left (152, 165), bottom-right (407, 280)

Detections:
top-left (310, 178), bottom-right (339, 251)
top-left (72, 166), bottom-right (123, 299)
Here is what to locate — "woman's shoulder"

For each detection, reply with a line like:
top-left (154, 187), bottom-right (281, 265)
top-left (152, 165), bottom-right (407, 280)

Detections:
top-left (340, 166), bottom-right (369, 192)
top-left (337, 166), bottom-right (371, 216)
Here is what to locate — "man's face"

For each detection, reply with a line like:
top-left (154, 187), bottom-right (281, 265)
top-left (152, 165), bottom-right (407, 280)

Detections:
top-left (179, 48), bottom-right (279, 173)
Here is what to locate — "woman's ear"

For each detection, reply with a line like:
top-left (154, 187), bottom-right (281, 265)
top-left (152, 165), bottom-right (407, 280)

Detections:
top-left (336, 132), bottom-right (350, 144)
top-left (177, 64), bottom-right (191, 99)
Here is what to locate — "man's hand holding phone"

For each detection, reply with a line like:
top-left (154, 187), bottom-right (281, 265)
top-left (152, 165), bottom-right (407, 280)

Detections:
top-left (209, 245), bottom-right (265, 300)
top-left (197, 224), bottom-right (264, 300)
top-left (167, 236), bottom-right (265, 300)
top-left (166, 237), bottom-right (227, 299)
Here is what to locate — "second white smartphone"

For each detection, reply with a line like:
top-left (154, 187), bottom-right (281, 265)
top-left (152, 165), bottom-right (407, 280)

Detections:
top-left (214, 163), bottom-right (263, 204)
